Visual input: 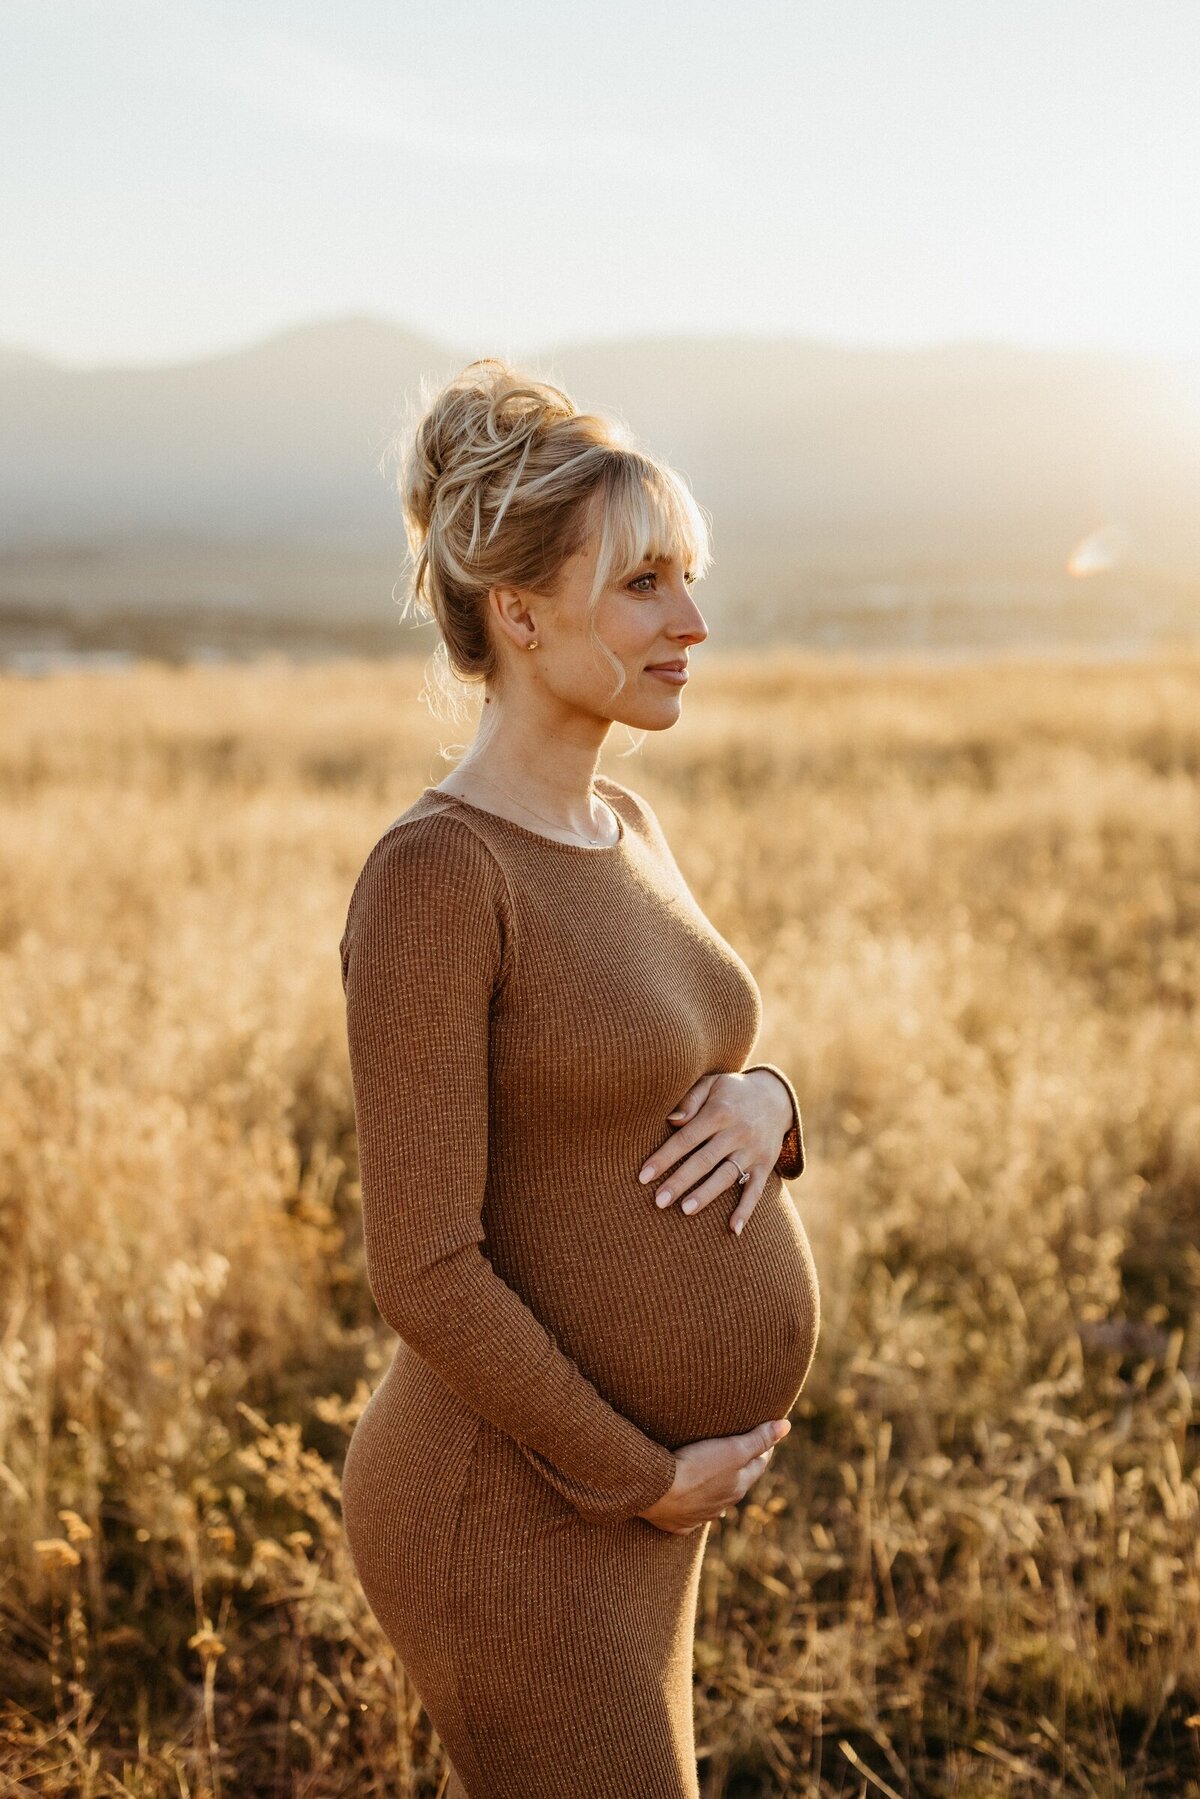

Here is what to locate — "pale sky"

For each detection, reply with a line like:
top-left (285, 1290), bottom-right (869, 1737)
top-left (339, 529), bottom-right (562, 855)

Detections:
top-left (3, 0), bottom-right (1199, 368)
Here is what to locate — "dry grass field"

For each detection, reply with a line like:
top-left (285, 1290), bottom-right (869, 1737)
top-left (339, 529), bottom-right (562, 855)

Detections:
top-left (1, 647), bottom-right (1198, 1797)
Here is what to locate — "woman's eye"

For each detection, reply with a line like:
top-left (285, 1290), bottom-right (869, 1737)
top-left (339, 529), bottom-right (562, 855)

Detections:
top-left (629, 569), bottom-right (696, 593)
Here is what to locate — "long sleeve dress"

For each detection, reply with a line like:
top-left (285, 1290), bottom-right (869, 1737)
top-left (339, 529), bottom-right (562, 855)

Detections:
top-left (338, 773), bottom-right (820, 1799)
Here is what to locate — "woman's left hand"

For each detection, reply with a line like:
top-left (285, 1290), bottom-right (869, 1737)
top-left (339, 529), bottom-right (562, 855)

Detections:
top-left (637, 1069), bottom-right (794, 1237)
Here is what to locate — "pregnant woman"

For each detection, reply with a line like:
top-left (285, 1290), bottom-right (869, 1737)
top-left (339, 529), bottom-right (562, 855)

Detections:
top-left (338, 359), bottom-right (821, 1798)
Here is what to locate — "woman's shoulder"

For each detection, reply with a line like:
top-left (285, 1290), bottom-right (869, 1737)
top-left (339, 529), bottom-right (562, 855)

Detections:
top-left (340, 803), bottom-right (515, 976)
top-left (596, 772), bottom-right (655, 822)
top-left (356, 801), bottom-right (509, 894)
top-left (595, 773), bottom-right (669, 846)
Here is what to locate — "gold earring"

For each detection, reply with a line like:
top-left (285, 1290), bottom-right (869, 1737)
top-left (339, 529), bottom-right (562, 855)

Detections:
top-left (527, 639), bottom-right (538, 650)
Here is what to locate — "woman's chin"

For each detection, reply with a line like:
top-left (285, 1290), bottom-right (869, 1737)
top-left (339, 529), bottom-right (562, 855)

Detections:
top-left (611, 702), bottom-right (683, 733)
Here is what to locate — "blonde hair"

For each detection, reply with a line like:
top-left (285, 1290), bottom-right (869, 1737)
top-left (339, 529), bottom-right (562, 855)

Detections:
top-left (382, 357), bottom-right (712, 722)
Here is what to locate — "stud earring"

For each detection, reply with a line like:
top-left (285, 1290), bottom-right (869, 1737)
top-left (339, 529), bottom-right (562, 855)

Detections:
top-left (527, 639), bottom-right (538, 650)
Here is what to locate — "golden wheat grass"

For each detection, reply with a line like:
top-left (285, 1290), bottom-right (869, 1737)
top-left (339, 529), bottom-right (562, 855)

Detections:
top-left (0, 646), bottom-right (1197, 1796)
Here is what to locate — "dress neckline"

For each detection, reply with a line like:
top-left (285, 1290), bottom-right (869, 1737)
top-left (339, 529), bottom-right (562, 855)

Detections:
top-left (422, 777), bottom-right (627, 855)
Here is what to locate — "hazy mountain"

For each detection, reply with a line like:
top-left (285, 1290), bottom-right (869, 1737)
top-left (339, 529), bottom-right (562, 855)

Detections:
top-left (1, 315), bottom-right (1198, 644)
top-left (0, 316), bottom-right (451, 549)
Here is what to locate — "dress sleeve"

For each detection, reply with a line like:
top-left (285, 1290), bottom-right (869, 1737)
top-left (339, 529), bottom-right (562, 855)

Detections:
top-left (339, 814), bottom-right (678, 1526)
top-left (741, 1062), bottom-right (806, 1179)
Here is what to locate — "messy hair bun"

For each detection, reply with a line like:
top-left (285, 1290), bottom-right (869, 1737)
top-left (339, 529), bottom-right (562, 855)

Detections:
top-left (383, 357), bottom-right (711, 715)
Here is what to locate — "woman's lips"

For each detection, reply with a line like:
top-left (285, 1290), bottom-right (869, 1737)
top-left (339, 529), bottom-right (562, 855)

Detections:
top-left (645, 666), bottom-right (688, 685)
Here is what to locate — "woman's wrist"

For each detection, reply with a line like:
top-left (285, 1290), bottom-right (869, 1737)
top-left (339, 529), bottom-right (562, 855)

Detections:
top-left (741, 1062), bottom-right (806, 1179)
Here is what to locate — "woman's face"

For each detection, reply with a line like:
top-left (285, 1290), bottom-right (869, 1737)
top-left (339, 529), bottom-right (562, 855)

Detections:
top-left (529, 533), bottom-right (710, 731)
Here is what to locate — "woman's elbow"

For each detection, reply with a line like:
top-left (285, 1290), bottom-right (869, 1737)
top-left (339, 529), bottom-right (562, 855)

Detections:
top-left (363, 1242), bottom-right (476, 1349)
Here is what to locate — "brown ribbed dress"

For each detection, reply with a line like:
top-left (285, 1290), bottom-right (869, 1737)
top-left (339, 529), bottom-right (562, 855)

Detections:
top-left (338, 773), bottom-right (820, 1799)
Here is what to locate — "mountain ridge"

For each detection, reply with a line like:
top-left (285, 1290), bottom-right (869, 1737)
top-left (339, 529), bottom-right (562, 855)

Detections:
top-left (2, 316), bottom-right (1198, 635)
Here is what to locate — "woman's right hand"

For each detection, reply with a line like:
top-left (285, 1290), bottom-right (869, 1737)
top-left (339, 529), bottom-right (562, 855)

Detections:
top-left (637, 1418), bottom-right (792, 1533)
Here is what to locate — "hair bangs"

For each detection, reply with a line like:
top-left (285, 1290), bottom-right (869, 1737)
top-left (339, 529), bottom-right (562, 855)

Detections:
top-left (584, 454), bottom-right (713, 609)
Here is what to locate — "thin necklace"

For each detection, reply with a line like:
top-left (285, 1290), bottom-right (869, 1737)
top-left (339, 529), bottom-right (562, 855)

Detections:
top-left (452, 766), bottom-right (619, 847)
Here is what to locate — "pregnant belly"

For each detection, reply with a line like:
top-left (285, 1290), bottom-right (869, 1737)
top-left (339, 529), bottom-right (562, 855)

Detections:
top-left (487, 1168), bottom-right (821, 1448)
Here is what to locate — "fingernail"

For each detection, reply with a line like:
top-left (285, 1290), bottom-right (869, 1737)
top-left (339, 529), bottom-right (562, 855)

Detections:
top-left (776, 1421), bottom-right (791, 1440)
top-left (639, 1167), bottom-right (653, 1183)
top-left (733, 1218), bottom-right (744, 1236)
top-left (681, 1198), bottom-right (696, 1214)
top-left (657, 1189), bottom-right (673, 1206)
top-left (668, 1110), bottom-right (684, 1120)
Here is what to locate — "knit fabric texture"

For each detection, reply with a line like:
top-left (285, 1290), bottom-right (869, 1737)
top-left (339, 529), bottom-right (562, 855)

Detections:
top-left (338, 773), bottom-right (819, 1798)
